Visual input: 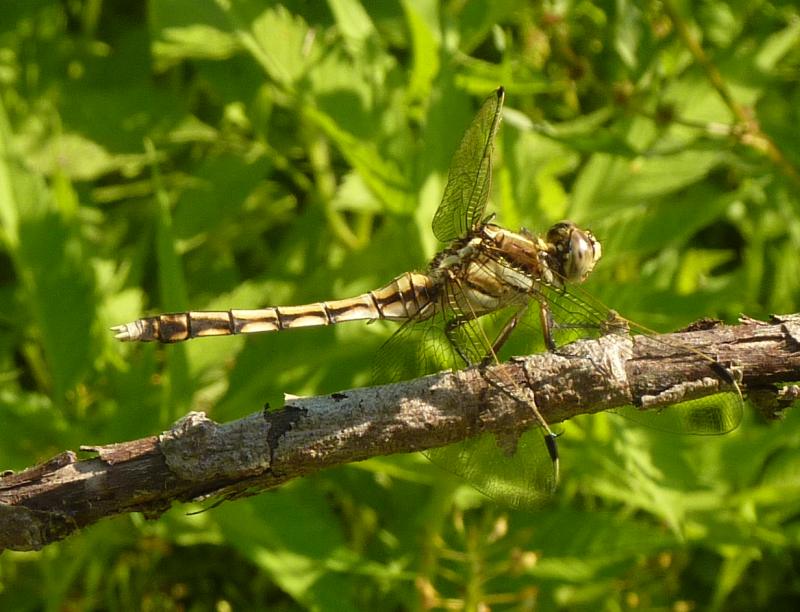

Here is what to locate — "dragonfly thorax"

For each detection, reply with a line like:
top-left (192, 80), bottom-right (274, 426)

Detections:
top-left (433, 237), bottom-right (483, 271)
top-left (429, 221), bottom-right (602, 298)
top-left (467, 221), bottom-right (602, 291)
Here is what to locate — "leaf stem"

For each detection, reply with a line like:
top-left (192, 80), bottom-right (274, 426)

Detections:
top-left (662, 0), bottom-right (800, 186)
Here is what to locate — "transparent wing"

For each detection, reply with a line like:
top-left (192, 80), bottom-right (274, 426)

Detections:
top-left (466, 241), bottom-right (743, 436)
top-left (373, 282), bottom-right (558, 509)
top-left (425, 428), bottom-right (557, 509)
top-left (532, 280), bottom-right (744, 436)
top-left (373, 277), bottom-right (520, 385)
top-left (431, 87), bottom-right (505, 243)
top-left (609, 326), bottom-right (743, 435)
top-left (372, 309), bottom-right (468, 386)
top-left (614, 396), bottom-right (742, 435)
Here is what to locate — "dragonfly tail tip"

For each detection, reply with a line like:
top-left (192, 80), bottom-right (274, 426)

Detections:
top-left (110, 324), bottom-right (135, 341)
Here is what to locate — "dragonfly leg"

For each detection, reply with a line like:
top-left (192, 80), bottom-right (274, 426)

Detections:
top-left (446, 309), bottom-right (562, 493)
top-left (446, 307), bottom-right (530, 368)
top-left (480, 305), bottom-right (530, 366)
top-left (544, 431), bottom-right (560, 488)
top-left (710, 360), bottom-right (738, 386)
top-left (444, 316), bottom-right (476, 366)
top-left (539, 302), bottom-right (557, 352)
top-left (520, 360), bottom-right (560, 489)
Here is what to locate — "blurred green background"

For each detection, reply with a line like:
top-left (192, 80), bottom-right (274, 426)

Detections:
top-left (2, 0), bottom-right (800, 609)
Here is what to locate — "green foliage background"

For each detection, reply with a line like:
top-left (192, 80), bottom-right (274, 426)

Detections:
top-left (2, 0), bottom-right (800, 609)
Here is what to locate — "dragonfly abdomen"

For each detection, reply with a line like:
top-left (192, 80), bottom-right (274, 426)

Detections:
top-left (111, 272), bottom-right (438, 343)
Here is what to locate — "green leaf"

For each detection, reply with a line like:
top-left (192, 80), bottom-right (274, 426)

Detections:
top-left (1, 103), bottom-right (95, 399)
top-left (235, 4), bottom-right (318, 87)
top-left (216, 484), bottom-right (360, 611)
top-left (756, 19), bottom-right (800, 72)
top-left (154, 24), bottom-right (240, 63)
top-left (328, 0), bottom-right (378, 54)
top-left (402, 0), bottom-right (440, 104)
top-left (614, 0), bottom-right (643, 68)
top-left (304, 106), bottom-right (413, 213)
top-left (571, 148), bottom-right (725, 222)
top-left (150, 0), bottom-right (238, 67)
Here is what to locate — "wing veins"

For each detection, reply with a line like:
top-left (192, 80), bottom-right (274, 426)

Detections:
top-left (432, 88), bottom-right (505, 243)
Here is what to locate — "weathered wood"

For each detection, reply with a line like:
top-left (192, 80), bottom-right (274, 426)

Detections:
top-left (2, 314), bottom-right (800, 551)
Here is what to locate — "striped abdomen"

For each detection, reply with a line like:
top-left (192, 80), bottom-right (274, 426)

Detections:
top-left (112, 272), bottom-right (438, 343)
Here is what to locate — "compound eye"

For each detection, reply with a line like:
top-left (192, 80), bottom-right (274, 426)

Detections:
top-left (566, 231), bottom-right (598, 282)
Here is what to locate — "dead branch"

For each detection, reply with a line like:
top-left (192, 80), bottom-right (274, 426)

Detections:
top-left (2, 314), bottom-right (800, 551)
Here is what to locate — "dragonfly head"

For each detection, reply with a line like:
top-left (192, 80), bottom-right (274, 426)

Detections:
top-left (547, 221), bottom-right (602, 284)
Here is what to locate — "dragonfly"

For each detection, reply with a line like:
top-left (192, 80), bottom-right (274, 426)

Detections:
top-left (113, 87), bottom-right (743, 508)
